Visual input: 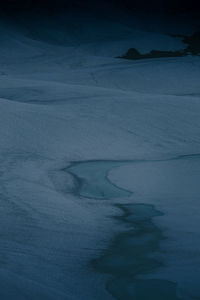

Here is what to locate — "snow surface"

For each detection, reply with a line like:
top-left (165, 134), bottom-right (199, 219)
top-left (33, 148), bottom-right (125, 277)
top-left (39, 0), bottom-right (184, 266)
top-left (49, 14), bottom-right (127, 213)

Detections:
top-left (108, 155), bottom-right (200, 299)
top-left (0, 9), bottom-right (200, 299)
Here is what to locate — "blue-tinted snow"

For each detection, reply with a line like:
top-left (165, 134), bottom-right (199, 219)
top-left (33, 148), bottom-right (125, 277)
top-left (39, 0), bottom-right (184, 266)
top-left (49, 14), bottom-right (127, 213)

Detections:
top-left (0, 9), bottom-right (200, 300)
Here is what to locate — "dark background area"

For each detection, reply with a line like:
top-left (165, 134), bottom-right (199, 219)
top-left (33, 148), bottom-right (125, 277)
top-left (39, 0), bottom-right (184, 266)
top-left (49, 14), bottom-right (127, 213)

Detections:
top-left (1, 0), bottom-right (200, 13)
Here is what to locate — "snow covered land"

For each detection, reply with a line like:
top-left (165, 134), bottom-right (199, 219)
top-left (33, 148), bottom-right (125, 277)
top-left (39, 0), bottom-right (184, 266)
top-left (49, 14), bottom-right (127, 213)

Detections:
top-left (0, 6), bottom-right (200, 300)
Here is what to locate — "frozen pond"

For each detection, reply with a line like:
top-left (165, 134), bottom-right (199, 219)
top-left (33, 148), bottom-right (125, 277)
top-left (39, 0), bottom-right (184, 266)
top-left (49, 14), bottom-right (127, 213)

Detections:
top-left (67, 160), bottom-right (132, 199)
top-left (67, 157), bottom-right (200, 299)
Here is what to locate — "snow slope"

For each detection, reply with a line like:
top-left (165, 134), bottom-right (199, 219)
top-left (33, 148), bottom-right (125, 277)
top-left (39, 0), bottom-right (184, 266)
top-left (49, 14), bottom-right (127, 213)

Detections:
top-left (0, 10), bottom-right (200, 300)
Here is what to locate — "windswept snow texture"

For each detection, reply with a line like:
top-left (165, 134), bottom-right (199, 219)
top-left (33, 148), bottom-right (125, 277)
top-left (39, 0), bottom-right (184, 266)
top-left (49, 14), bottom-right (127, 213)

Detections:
top-left (0, 9), bottom-right (200, 300)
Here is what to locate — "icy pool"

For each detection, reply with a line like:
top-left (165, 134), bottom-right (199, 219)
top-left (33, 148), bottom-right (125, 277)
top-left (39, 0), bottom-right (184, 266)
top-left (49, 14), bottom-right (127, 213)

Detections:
top-left (67, 160), bottom-right (132, 199)
top-left (67, 159), bottom-right (185, 300)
